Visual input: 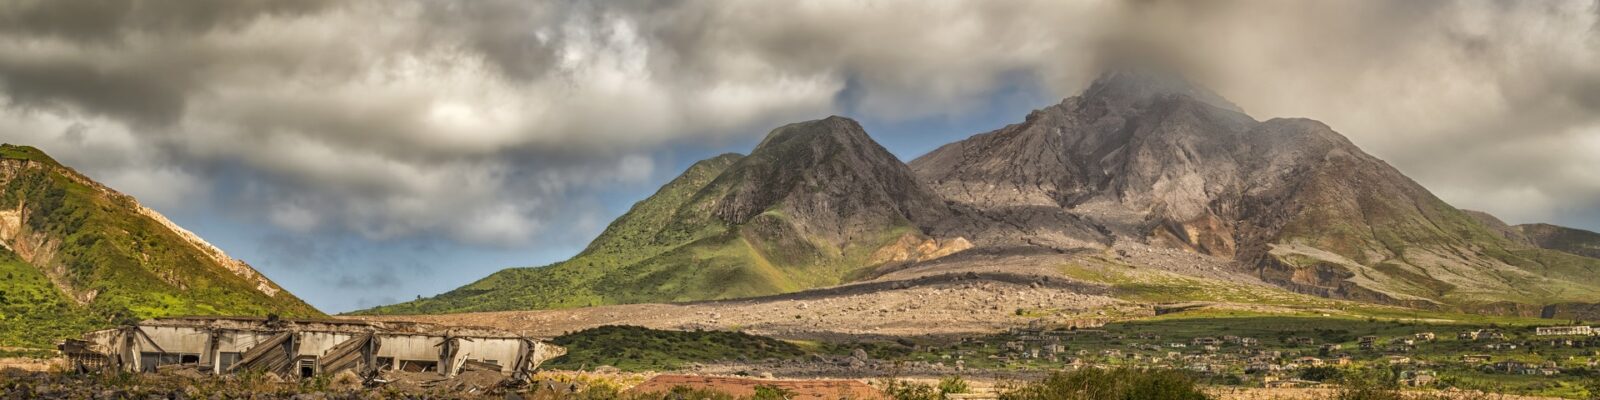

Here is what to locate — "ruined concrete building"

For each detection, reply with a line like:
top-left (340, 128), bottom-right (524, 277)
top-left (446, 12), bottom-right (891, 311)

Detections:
top-left (59, 317), bottom-right (565, 379)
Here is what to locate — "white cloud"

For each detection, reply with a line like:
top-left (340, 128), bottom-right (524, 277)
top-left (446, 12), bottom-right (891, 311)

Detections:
top-left (1, 0), bottom-right (1597, 248)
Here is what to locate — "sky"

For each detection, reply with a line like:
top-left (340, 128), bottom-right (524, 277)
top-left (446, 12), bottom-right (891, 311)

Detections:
top-left (0, 0), bottom-right (1597, 313)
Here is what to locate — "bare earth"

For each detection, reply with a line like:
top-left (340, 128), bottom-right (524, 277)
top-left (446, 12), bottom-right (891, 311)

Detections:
top-left (351, 246), bottom-right (1297, 342)
top-left (354, 271), bottom-right (1127, 341)
top-left (0, 357), bottom-right (63, 372)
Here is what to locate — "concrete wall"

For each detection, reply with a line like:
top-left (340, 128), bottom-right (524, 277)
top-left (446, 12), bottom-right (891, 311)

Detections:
top-left (375, 334), bottom-right (445, 366)
top-left (453, 338), bottom-right (524, 373)
top-left (298, 331), bottom-right (358, 357)
top-left (138, 326), bottom-right (210, 356)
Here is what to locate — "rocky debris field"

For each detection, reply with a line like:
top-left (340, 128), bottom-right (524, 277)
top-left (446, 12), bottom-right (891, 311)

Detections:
top-left (355, 274), bottom-right (1125, 341)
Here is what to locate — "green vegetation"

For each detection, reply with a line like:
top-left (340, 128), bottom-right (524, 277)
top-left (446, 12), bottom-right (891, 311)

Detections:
top-left (999, 368), bottom-right (1210, 400)
top-left (0, 247), bottom-right (104, 348)
top-left (0, 144), bottom-right (321, 348)
top-left (1274, 180), bottom-right (1600, 311)
top-left (357, 154), bottom-right (745, 314)
top-left (0, 144), bottom-right (62, 167)
top-left (871, 311), bottom-right (1596, 398)
top-left (1060, 260), bottom-right (1346, 307)
top-left (881, 379), bottom-right (941, 400)
top-left (545, 325), bottom-right (806, 371)
top-left (1519, 223), bottom-right (1600, 259)
top-left (937, 375), bottom-right (970, 395)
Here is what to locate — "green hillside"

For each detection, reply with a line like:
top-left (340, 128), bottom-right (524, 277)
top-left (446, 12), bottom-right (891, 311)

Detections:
top-left (0, 246), bottom-right (101, 348)
top-left (358, 117), bottom-right (944, 315)
top-left (358, 151), bottom-right (911, 315)
top-left (358, 154), bottom-right (747, 313)
top-left (545, 325), bottom-right (806, 371)
top-left (1268, 179), bottom-right (1600, 314)
top-left (1519, 223), bottom-right (1600, 259)
top-left (0, 144), bottom-right (322, 348)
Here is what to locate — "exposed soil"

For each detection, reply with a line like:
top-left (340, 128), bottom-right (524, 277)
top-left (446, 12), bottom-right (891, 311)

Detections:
top-left (353, 272), bottom-right (1128, 342)
top-left (1206, 387), bottom-right (1563, 400)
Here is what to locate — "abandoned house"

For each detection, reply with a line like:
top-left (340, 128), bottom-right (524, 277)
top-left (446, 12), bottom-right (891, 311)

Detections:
top-left (58, 316), bottom-right (566, 379)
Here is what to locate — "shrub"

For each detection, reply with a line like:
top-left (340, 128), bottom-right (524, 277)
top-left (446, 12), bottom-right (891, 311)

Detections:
top-left (1301, 366), bottom-right (1343, 382)
top-left (751, 385), bottom-right (792, 400)
top-left (1334, 368), bottom-right (1402, 400)
top-left (999, 368), bottom-right (1210, 400)
top-left (884, 379), bottom-right (940, 400)
top-left (938, 376), bottom-right (969, 395)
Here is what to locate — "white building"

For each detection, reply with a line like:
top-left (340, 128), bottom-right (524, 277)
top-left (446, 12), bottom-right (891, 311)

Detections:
top-left (60, 316), bottom-right (564, 379)
top-left (1535, 326), bottom-right (1594, 336)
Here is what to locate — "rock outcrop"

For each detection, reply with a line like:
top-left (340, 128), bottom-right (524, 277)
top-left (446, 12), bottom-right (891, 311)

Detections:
top-left (913, 68), bottom-right (1600, 311)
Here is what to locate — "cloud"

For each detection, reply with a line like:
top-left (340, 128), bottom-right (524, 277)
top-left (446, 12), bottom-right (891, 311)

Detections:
top-left (0, 0), bottom-right (1597, 252)
top-left (1108, 0), bottom-right (1600, 225)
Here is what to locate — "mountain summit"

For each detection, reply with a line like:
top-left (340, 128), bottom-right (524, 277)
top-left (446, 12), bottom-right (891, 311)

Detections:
top-left (914, 69), bottom-right (1600, 312)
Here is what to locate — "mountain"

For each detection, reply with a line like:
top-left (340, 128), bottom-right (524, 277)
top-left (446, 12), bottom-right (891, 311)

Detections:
top-left (1463, 211), bottom-right (1600, 259)
top-left (1515, 223), bottom-right (1600, 259)
top-left (363, 68), bottom-right (1600, 319)
top-left (912, 68), bottom-right (1600, 313)
top-left (359, 117), bottom-right (970, 314)
top-left (0, 144), bottom-right (321, 348)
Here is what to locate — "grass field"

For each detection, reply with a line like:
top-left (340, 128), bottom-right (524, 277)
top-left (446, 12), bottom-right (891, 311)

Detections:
top-left (547, 325), bottom-right (808, 371)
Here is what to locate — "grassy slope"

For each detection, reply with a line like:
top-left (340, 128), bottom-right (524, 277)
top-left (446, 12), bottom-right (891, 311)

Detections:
top-left (545, 325), bottom-right (806, 371)
top-left (0, 144), bottom-right (321, 347)
top-left (1273, 176), bottom-right (1600, 310)
top-left (1519, 223), bottom-right (1600, 259)
top-left (1058, 256), bottom-right (1563, 326)
top-left (0, 246), bottom-right (102, 348)
top-left (356, 154), bottom-right (743, 314)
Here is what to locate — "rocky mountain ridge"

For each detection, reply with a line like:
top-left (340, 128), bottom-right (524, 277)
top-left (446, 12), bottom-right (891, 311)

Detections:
top-left (914, 69), bottom-right (1600, 313)
top-left (365, 69), bottom-right (1600, 319)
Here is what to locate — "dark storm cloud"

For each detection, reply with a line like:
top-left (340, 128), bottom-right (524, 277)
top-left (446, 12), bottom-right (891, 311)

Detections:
top-left (0, 0), bottom-right (1596, 250)
top-left (0, 52), bottom-right (190, 125)
top-left (0, 0), bottom-right (329, 42)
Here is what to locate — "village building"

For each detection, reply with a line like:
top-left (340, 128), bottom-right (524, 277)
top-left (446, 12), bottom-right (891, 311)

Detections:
top-left (1485, 343), bottom-right (1518, 351)
top-left (1264, 378), bottom-right (1320, 389)
top-left (1487, 360), bottom-right (1559, 375)
top-left (1536, 326), bottom-right (1595, 336)
top-left (1401, 370), bottom-right (1437, 387)
top-left (58, 317), bottom-right (564, 379)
